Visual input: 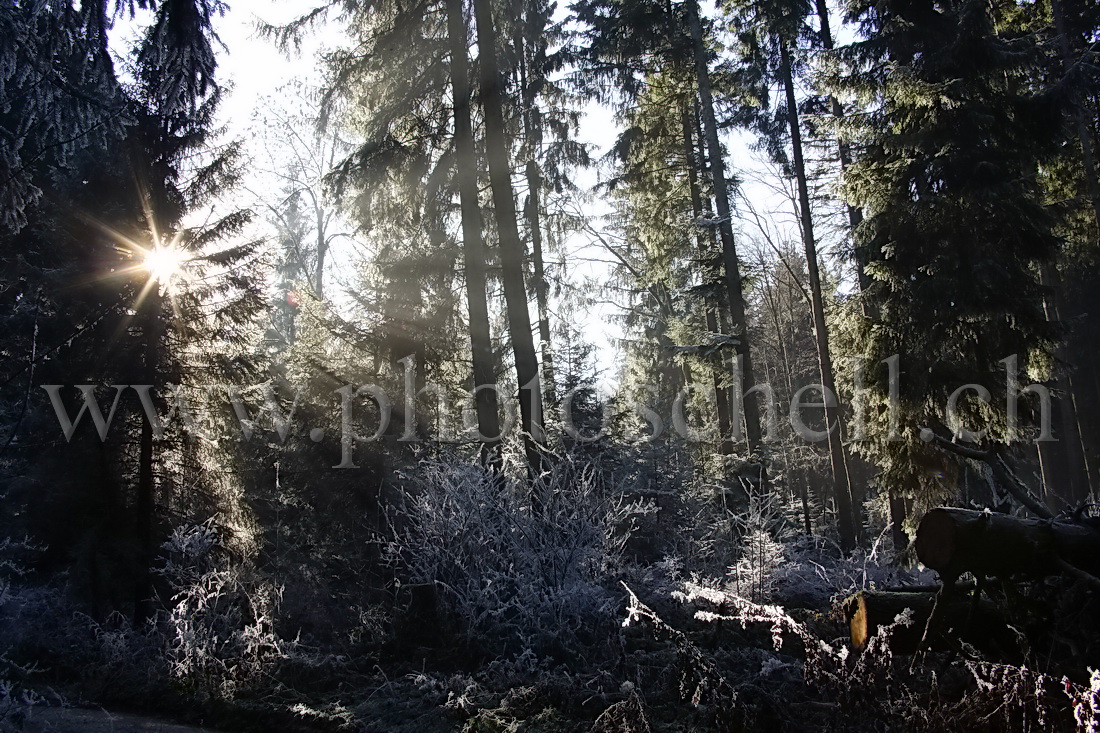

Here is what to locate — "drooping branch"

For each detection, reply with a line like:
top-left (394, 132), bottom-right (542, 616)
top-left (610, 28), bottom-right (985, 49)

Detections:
top-left (925, 428), bottom-right (1053, 519)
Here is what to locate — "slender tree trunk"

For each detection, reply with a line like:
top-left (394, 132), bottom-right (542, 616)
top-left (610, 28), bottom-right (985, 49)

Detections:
top-left (814, 0), bottom-right (868, 286)
top-left (1035, 265), bottom-right (1089, 505)
top-left (135, 285), bottom-right (161, 623)
top-left (779, 38), bottom-right (858, 551)
top-left (685, 0), bottom-right (763, 457)
top-left (524, 160), bottom-right (557, 409)
top-left (472, 0), bottom-right (545, 471)
top-left (314, 202), bottom-right (328, 302)
top-left (447, 0), bottom-right (501, 464)
top-left (513, 22), bottom-right (557, 412)
top-left (1064, 274), bottom-right (1100, 498)
top-left (681, 108), bottom-right (735, 456)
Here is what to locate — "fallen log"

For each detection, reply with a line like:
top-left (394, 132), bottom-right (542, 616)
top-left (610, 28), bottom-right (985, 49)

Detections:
top-left (842, 589), bottom-right (1013, 655)
top-left (843, 590), bottom-right (937, 652)
top-left (915, 507), bottom-right (1100, 581)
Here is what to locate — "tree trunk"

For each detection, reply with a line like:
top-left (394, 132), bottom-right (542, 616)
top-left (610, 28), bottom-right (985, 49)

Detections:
top-left (685, 0), bottom-right (763, 457)
top-left (681, 107), bottom-right (735, 456)
top-left (513, 21), bottom-right (557, 412)
top-left (314, 201), bottom-right (328, 302)
top-left (135, 285), bottom-right (161, 623)
top-left (915, 507), bottom-right (1100, 581)
top-left (813, 0), bottom-right (866, 282)
top-left (524, 160), bottom-right (556, 410)
top-left (779, 37), bottom-right (858, 551)
top-left (472, 0), bottom-right (545, 471)
top-left (446, 0), bottom-right (501, 464)
top-left (1036, 267), bottom-right (1090, 506)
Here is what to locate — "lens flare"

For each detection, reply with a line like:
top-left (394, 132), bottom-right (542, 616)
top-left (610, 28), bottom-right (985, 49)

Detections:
top-left (144, 245), bottom-right (184, 284)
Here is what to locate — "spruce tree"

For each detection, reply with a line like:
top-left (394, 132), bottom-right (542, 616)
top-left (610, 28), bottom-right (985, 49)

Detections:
top-left (839, 0), bottom-right (1062, 515)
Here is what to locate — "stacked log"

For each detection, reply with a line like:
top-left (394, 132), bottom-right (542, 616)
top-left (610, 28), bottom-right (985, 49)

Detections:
top-left (915, 507), bottom-right (1100, 581)
top-left (842, 589), bottom-right (1011, 655)
top-left (843, 590), bottom-right (937, 652)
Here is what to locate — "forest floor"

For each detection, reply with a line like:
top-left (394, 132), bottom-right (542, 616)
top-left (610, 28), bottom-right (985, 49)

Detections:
top-left (22, 707), bottom-right (218, 732)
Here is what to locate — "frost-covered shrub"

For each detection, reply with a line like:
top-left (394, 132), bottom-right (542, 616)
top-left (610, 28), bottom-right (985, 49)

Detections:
top-left (0, 536), bottom-right (56, 726)
top-left (385, 453), bottom-right (654, 659)
top-left (157, 522), bottom-right (289, 699)
top-left (1072, 668), bottom-right (1100, 731)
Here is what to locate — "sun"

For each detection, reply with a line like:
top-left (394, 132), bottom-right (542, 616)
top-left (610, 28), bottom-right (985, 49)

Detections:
top-left (143, 244), bottom-right (184, 284)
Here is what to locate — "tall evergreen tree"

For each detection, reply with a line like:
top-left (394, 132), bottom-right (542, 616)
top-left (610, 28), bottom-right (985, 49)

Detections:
top-left (838, 0), bottom-right (1062, 516)
top-left (572, 0), bottom-right (764, 466)
top-left (446, 0), bottom-right (503, 461)
top-left (473, 0), bottom-right (548, 471)
top-left (0, 0), bottom-right (263, 618)
top-left (685, 0), bottom-right (765, 460)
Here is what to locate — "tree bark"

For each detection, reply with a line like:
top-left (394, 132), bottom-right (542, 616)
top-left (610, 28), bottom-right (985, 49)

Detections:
top-left (513, 19), bottom-right (557, 412)
top-left (314, 199), bottom-right (328, 302)
top-left (1035, 267), bottom-right (1090, 506)
top-left (685, 0), bottom-right (763, 457)
top-left (446, 0), bottom-right (501, 464)
top-left (524, 159), bottom-right (556, 409)
top-left (779, 37), bottom-right (858, 551)
top-left (813, 0), bottom-right (866, 280)
top-left (472, 0), bottom-right (545, 471)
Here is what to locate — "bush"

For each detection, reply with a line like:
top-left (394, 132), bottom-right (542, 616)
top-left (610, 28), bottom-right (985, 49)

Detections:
top-left (384, 452), bottom-right (654, 661)
top-left (157, 522), bottom-right (290, 700)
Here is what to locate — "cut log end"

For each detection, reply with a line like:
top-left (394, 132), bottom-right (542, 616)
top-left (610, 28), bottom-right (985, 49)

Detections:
top-left (846, 592), bottom-right (871, 651)
top-left (842, 587), bottom-right (1018, 657)
top-left (842, 590), bottom-right (940, 653)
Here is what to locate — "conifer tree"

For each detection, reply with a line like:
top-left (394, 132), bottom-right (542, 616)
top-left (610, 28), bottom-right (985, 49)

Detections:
top-left (0, 0), bottom-right (263, 617)
top-left (473, 0), bottom-right (547, 470)
top-left (572, 0), bottom-right (764, 464)
top-left (838, 0), bottom-right (1062, 516)
top-left (446, 0), bottom-right (502, 461)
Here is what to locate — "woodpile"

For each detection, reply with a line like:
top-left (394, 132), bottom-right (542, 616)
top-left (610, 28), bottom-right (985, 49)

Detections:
top-left (842, 507), bottom-right (1100, 655)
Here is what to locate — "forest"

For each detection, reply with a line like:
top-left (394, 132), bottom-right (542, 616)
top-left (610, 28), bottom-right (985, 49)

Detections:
top-left (2, 0), bottom-right (1100, 729)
